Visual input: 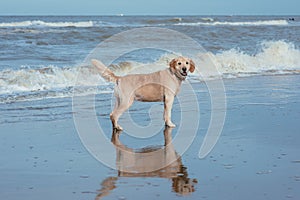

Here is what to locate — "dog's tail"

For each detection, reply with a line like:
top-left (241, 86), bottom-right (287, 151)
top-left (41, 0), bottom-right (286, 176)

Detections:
top-left (91, 59), bottom-right (119, 83)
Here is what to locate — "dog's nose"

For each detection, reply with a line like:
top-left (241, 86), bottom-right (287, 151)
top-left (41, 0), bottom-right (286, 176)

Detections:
top-left (182, 67), bottom-right (187, 72)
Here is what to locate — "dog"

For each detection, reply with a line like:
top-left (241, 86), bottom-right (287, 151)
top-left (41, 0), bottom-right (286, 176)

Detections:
top-left (92, 56), bottom-right (195, 130)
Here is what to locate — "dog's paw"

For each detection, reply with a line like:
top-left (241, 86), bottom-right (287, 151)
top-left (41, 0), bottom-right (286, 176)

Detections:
top-left (166, 121), bottom-right (176, 128)
top-left (114, 125), bottom-right (123, 131)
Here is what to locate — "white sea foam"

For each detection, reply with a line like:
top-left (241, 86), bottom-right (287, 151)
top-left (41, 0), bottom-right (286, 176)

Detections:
top-left (0, 20), bottom-right (94, 28)
top-left (201, 17), bottom-right (214, 22)
top-left (0, 19), bottom-right (290, 28)
top-left (176, 20), bottom-right (289, 26)
top-left (0, 65), bottom-right (105, 95)
top-left (211, 40), bottom-right (300, 77)
top-left (108, 41), bottom-right (300, 79)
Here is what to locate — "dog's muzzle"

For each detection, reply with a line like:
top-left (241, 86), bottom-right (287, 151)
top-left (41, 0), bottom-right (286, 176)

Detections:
top-left (180, 71), bottom-right (187, 76)
top-left (180, 67), bottom-right (188, 77)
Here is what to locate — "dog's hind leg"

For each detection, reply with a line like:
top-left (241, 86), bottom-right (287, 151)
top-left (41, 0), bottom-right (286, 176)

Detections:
top-left (110, 96), bottom-right (134, 131)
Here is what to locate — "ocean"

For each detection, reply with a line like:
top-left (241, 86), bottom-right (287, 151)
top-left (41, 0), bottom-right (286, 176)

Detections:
top-left (0, 15), bottom-right (299, 105)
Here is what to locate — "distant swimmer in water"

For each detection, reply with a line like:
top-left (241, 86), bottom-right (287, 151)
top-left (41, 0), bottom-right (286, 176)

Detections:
top-left (288, 18), bottom-right (295, 21)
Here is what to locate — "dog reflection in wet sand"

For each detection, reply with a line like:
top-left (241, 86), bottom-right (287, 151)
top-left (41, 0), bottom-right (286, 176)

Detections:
top-left (95, 127), bottom-right (197, 199)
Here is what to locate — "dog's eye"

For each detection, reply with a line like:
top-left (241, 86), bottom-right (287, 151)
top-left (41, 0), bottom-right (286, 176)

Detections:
top-left (186, 62), bottom-right (189, 65)
top-left (178, 62), bottom-right (181, 65)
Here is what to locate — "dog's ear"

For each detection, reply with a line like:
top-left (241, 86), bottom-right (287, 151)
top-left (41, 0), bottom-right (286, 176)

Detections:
top-left (189, 59), bottom-right (195, 73)
top-left (169, 58), bottom-right (177, 71)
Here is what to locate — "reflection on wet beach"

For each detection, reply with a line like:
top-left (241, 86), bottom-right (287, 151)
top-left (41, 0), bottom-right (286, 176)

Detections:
top-left (96, 127), bottom-right (197, 199)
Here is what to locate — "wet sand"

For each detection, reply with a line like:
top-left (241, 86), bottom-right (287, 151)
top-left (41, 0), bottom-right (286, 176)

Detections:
top-left (0, 75), bottom-right (300, 200)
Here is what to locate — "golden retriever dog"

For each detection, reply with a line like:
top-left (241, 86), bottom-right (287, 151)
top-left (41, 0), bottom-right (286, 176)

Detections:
top-left (92, 56), bottom-right (195, 130)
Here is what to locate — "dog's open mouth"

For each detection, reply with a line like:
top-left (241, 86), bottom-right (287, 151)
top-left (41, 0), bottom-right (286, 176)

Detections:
top-left (180, 72), bottom-right (187, 77)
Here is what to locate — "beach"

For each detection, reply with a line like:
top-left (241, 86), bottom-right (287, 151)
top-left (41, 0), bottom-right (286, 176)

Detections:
top-left (0, 15), bottom-right (300, 199)
top-left (0, 75), bottom-right (299, 200)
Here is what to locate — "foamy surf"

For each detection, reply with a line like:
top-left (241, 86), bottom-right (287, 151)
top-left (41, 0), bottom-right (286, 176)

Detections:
top-left (0, 19), bottom-right (291, 28)
top-left (0, 20), bottom-right (94, 28)
top-left (1, 40), bottom-right (299, 103)
top-left (211, 40), bottom-right (300, 78)
top-left (175, 19), bottom-right (289, 26)
top-left (109, 41), bottom-right (300, 79)
top-left (0, 65), bottom-right (110, 101)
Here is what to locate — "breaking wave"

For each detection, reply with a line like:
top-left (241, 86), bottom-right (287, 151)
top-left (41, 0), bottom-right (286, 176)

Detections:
top-left (108, 40), bottom-right (300, 78)
top-left (0, 20), bottom-right (95, 28)
top-left (175, 19), bottom-right (289, 26)
top-left (0, 19), bottom-right (291, 28)
top-left (210, 40), bottom-right (300, 78)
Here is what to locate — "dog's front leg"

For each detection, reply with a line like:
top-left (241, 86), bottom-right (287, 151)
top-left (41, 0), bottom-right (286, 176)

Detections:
top-left (164, 95), bottom-right (176, 128)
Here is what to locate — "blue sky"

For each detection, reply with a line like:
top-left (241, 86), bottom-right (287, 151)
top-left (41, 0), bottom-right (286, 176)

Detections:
top-left (0, 0), bottom-right (299, 15)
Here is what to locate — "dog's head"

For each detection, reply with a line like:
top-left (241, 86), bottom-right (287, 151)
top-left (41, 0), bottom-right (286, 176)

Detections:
top-left (169, 57), bottom-right (195, 80)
